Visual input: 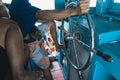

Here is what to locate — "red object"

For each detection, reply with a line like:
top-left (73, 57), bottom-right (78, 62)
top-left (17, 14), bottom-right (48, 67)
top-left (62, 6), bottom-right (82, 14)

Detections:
top-left (50, 47), bottom-right (55, 52)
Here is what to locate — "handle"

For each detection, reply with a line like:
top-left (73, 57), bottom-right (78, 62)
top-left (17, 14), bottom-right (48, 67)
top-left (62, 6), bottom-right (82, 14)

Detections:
top-left (96, 51), bottom-right (113, 62)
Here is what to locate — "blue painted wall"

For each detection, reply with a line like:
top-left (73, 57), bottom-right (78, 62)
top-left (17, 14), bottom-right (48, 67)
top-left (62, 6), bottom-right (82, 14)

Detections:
top-left (55, 0), bottom-right (65, 10)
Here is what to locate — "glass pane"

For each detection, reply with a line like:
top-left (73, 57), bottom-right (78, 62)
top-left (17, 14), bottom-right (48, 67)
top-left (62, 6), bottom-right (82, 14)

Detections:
top-left (90, 0), bottom-right (97, 7)
top-left (114, 0), bottom-right (120, 3)
top-left (2, 0), bottom-right (55, 10)
top-left (2, 0), bottom-right (11, 3)
top-left (29, 0), bottom-right (55, 9)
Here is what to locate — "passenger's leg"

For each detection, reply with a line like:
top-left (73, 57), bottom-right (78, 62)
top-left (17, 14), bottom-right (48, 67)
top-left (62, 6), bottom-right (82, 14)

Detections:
top-left (43, 68), bottom-right (53, 80)
top-left (5, 24), bottom-right (40, 80)
top-left (41, 42), bottom-right (53, 80)
top-left (48, 21), bottom-right (63, 51)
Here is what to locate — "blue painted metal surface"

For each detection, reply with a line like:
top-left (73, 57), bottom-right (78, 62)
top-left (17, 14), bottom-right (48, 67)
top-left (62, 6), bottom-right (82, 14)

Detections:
top-left (92, 16), bottom-right (120, 45)
top-left (55, 0), bottom-right (120, 80)
top-left (89, 59), bottom-right (116, 80)
top-left (107, 0), bottom-right (120, 15)
top-left (76, 14), bottom-right (120, 79)
top-left (95, 42), bottom-right (120, 80)
top-left (55, 0), bottom-right (65, 10)
top-left (83, 3), bottom-right (120, 80)
top-left (95, 0), bottom-right (108, 13)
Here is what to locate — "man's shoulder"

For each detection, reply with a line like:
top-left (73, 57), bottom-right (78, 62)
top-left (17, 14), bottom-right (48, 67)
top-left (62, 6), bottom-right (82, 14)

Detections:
top-left (0, 18), bottom-right (18, 25)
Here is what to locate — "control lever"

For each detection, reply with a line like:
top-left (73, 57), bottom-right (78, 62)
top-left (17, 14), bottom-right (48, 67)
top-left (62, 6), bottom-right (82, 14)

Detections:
top-left (96, 51), bottom-right (113, 62)
top-left (91, 48), bottom-right (113, 62)
top-left (76, 39), bottom-right (113, 62)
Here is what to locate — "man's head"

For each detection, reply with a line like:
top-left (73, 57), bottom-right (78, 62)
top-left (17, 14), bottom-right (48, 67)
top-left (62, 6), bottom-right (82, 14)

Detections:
top-left (0, 1), bottom-right (10, 18)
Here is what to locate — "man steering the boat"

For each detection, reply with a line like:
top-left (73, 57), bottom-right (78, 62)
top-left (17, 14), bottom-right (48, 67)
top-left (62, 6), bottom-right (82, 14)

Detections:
top-left (0, 0), bottom-right (90, 80)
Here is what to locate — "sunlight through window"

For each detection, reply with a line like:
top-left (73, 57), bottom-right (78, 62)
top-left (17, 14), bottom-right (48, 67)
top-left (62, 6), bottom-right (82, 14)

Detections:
top-left (2, 0), bottom-right (11, 3)
top-left (2, 0), bottom-right (55, 10)
top-left (29, 0), bottom-right (55, 10)
top-left (90, 0), bottom-right (96, 7)
top-left (114, 0), bottom-right (120, 3)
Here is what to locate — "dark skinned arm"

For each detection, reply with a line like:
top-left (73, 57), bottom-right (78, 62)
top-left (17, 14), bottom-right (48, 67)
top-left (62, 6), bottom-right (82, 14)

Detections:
top-left (35, 0), bottom-right (90, 22)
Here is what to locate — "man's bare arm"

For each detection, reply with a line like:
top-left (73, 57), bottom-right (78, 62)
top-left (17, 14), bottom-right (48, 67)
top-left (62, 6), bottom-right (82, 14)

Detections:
top-left (36, 8), bottom-right (77, 22)
top-left (36, 0), bottom-right (90, 22)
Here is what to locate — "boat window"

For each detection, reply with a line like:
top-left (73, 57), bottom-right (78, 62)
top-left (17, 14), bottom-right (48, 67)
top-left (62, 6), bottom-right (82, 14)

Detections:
top-left (2, 0), bottom-right (55, 10)
top-left (2, 0), bottom-right (11, 4)
top-left (90, 0), bottom-right (97, 7)
top-left (114, 0), bottom-right (120, 3)
top-left (29, 0), bottom-right (55, 9)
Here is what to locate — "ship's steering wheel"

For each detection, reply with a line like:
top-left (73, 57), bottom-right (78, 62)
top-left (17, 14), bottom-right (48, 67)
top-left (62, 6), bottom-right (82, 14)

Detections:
top-left (59, 1), bottom-right (112, 72)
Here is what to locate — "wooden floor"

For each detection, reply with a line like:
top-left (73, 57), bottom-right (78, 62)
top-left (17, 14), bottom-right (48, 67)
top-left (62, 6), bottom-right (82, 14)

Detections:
top-left (51, 61), bottom-right (65, 80)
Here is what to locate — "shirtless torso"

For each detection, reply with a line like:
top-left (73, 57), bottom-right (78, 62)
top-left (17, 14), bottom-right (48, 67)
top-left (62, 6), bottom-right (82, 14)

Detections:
top-left (0, 4), bottom-right (41, 80)
top-left (0, 18), bottom-right (19, 48)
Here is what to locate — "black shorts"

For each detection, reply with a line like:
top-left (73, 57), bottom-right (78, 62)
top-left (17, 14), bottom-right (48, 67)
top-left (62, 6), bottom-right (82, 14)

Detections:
top-left (0, 46), bottom-right (11, 80)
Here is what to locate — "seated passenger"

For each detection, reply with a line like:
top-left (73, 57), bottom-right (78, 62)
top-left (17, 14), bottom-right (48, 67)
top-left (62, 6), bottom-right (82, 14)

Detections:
top-left (0, 2), bottom-right (49, 80)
